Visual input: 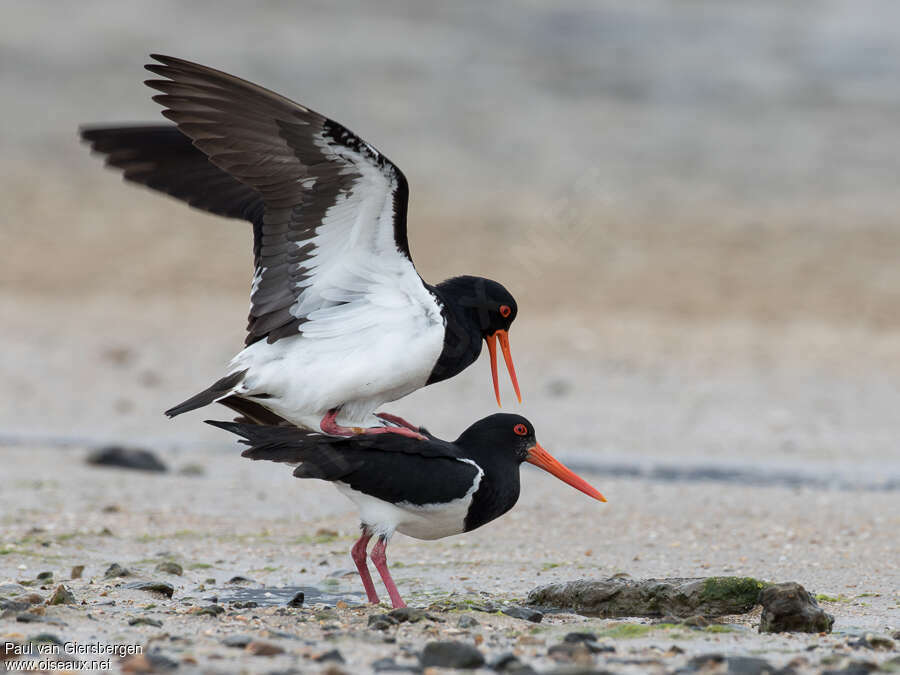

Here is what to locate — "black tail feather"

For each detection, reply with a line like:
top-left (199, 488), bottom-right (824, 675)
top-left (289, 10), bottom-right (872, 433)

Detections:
top-left (165, 370), bottom-right (248, 418)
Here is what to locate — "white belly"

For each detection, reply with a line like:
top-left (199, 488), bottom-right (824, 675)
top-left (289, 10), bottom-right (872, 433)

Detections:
top-left (335, 483), bottom-right (476, 541)
top-left (228, 312), bottom-right (445, 429)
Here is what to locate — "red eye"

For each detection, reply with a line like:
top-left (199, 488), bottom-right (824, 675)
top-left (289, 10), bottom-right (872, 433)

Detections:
top-left (513, 423), bottom-right (528, 436)
top-left (499, 305), bottom-right (511, 318)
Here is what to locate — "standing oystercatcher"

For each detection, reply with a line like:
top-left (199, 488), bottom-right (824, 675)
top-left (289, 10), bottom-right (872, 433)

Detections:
top-left (81, 55), bottom-right (522, 438)
top-left (208, 413), bottom-right (606, 608)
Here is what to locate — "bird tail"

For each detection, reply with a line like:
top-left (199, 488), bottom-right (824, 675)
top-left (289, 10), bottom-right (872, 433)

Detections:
top-left (165, 370), bottom-right (248, 418)
top-left (205, 419), bottom-right (363, 480)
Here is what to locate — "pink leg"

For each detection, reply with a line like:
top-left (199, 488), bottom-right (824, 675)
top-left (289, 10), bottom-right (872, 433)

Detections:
top-left (370, 536), bottom-right (406, 608)
top-left (350, 530), bottom-right (380, 604)
top-left (375, 412), bottom-right (420, 432)
top-left (320, 409), bottom-right (426, 441)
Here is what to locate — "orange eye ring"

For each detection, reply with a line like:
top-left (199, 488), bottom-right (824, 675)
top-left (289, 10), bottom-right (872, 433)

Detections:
top-left (513, 423), bottom-right (528, 436)
top-left (499, 305), bottom-right (512, 318)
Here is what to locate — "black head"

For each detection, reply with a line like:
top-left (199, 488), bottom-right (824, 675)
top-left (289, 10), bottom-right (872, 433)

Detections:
top-left (455, 413), bottom-right (606, 503)
top-left (434, 276), bottom-right (521, 405)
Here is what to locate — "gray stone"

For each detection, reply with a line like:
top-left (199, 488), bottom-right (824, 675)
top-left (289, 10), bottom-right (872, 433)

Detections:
top-left (222, 634), bottom-right (253, 648)
top-left (128, 616), bottom-right (163, 627)
top-left (420, 641), bottom-right (485, 669)
top-left (726, 656), bottom-right (779, 674)
top-left (46, 585), bottom-right (76, 605)
top-left (287, 591), bottom-right (304, 607)
top-left (458, 615), bottom-right (480, 628)
top-left (70, 566), bottom-right (84, 580)
top-left (502, 605), bottom-right (543, 622)
top-left (154, 561), bottom-right (183, 576)
top-left (758, 583), bottom-right (834, 634)
top-left (103, 563), bottom-right (131, 579)
top-left (527, 576), bottom-right (766, 618)
top-left (87, 446), bottom-right (167, 472)
top-left (125, 581), bottom-right (175, 598)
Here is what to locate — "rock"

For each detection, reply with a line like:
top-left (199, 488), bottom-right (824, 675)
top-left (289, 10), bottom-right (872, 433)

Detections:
top-left (103, 563), bottom-right (131, 579)
top-left (188, 604), bottom-right (224, 616)
top-left (458, 615), bottom-right (480, 628)
top-left (502, 605), bottom-right (543, 622)
top-left (848, 633), bottom-right (895, 650)
top-left (389, 607), bottom-right (429, 623)
top-left (371, 657), bottom-right (421, 673)
top-left (527, 576), bottom-right (766, 618)
top-left (128, 616), bottom-right (163, 627)
top-left (154, 561), bottom-right (183, 576)
top-left (87, 446), bottom-right (167, 472)
top-left (46, 584), bottom-right (76, 605)
top-left (0, 583), bottom-right (27, 596)
top-left (726, 656), bottom-right (779, 674)
top-left (125, 581), bottom-right (175, 598)
top-left (547, 643), bottom-right (592, 664)
top-left (15, 593), bottom-right (44, 606)
top-left (368, 614), bottom-right (397, 631)
top-left (30, 633), bottom-right (64, 646)
top-left (222, 634), bottom-right (253, 648)
top-left (227, 575), bottom-right (255, 585)
top-left (287, 591), bottom-right (304, 607)
top-left (758, 583), bottom-right (834, 633)
top-left (489, 652), bottom-right (537, 673)
top-left (36, 571), bottom-right (53, 582)
top-left (821, 661), bottom-right (881, 675)
top-left (121, 651), bottom-right (179, 672)
top-left (563, 632), bottom-right (597, 643)
top-left (313, 649), bottom-right (345, 663)
top-left (245, 640), bottom-right (285, 656)
top-left (1, 599), bottom-right (30, 612)
top-left (70, 566), bottom-right (84, 580)
top-left (420, 641), bottom-right (485, 669)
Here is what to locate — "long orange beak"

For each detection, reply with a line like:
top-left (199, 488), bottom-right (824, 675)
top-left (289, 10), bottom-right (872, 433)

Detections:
top-left (526, 443), bottom-right (607, 502)
top-left (486, 329), bottom-right (522, 406)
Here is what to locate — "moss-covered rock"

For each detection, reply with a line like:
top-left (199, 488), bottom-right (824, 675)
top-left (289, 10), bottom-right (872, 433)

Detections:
top-left (526, 576), bottom-right (767, 618)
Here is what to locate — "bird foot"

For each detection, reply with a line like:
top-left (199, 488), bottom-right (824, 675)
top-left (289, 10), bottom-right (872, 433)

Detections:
top-left (321, 410), bottom-right (426, 441)
top-left (375, 412), bottom-right (422, 432)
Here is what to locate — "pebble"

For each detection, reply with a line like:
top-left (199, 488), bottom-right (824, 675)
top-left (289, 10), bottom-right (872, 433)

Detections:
top-left (125, 581), bottom-right (174, 598)
top-left (547, 643), bottom-right (593, 665)
top-left (488, 652), bottom-right (537, 673)
top-left (313, 649), bottom-right (345, 663)
top-left (103, 563), bottom-right (132, 579)
top-left (70, 565), bottom-right (84, 580)
top-left (287, 591), bottom-right (304, 607)
top-left (188, 604), bottom-right (225, 617)
top-left (154, 561), bottom-right (183, 576)
top-left (501, 605), bottom-right (543, 623)
top-left (128, 617), bottom-right (163, 627)
top-left (245, 640), bottom-right (285, 656)
top-left (46, 584), bottom-right (76, 605)
top-left (420, 641), bottom-right (485, 669)
top-left (87, 445), bottom-right (167, 472)
top-left (121, 651), bottom-right (179, 672)
top-left (222, 634), bottom-right (253, 648)
top-left (368, 614), bottom-right (397, 631)
top-left (457, 615), bottom-right (480, 628)
top-left (227, 575), bottom-right (255, 585)
top-left (36, 572), bottom-right (53, 582)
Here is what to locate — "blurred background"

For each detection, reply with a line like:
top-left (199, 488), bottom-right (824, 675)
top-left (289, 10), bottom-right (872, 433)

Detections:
top-left (2, 0), bottom-right (899, 480)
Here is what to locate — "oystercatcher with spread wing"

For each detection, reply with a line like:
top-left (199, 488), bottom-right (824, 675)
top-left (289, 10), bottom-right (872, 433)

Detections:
top-left (208, 413), bottom-right (606, 608)
top-left (81, 55), bottom-right (522, 438)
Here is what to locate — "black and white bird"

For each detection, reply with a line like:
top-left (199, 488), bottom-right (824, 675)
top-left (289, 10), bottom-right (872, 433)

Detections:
top-left (81, 55), bottom-right (522, 438)
top-left (208, 413), bottom-right (606, 608)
